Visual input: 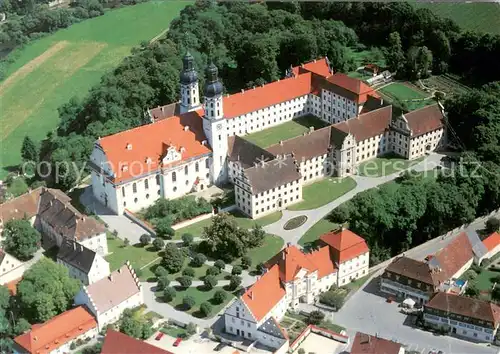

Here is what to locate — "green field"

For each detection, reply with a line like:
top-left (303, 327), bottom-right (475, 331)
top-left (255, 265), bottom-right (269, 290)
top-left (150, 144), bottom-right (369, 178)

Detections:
top-left (288, 177), bottom-right (357, 211)
top-left (414, 3), bottom-right (500, 36)
top-left (244, 115), bottom-right (328, 148)
top-left (378, 82), bottom-right (433, 111)
top-left (298, 218), bottom-right (339, 248)
top-left (357, 155), bottom-right (425, 177)
top-left (0, 1), bottom-right (189, 178)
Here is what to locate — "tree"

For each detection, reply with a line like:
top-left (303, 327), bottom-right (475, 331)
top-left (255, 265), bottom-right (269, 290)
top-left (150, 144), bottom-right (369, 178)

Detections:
top-left (153, 238), bottom-right (165, 251)
top-left (182, 295), bottom-right (196, 310)
top-left (204, 275), bottom-right (217, 290)
top-left (206, 266), bottom-right (221, 277)
top-left (241, 256), bottom-right (252, 269)
top-left (492, 286), bottom-right (500, 302)
top-left (231, 265), bottom-right (242, 275)
top-left (178, 276), bottom-right (192, 288)
top-left (155, 265), bottom-right (168, 278)
top-left (464, 283), bottom-right (479, 298)
top-left (463, 270), bottom-right (477, 281)
top-left (155, 218), bottom-right (175, 239)
top-left (157, 275), bottom-right (170, 291)
top-left (200, 302), bottom-right (212, 317)
top-left (21, 135), bottom-right (39, 162)
top-left (123, 238), bottom-right (130, 247)
top-left (248, 224), bottom-right (265, 248)
top-left (182, 233), bottom-right (194, 246)
top-left (386, 32), bottom-right (405, 72)
top-left (191, 253), bottom-right (207, 267)
top-left (119, 310), bottom-right (143, 339)
top-left (0, 285), bottom-right (10, 311)
top-left (213, 290), bottom-right (228, 304)
top-left (1, 219), bottom-right (40, 261)
top-left (163, 286), bottom-right (176, 302)
top-left (486, 217), bottom-right (500, 234)
top-left (17, 258), bottom-right (80, 323)
top-left (139, 234), bottom-right (151, 246)
top-left (319, 291), bottom-right (345, 310)
top-left (229, 275), bottom-right (242, 290)
top-left (214, 260), bottom-right (225, 270)
top-left (307, 310), bottom-right (325, 325)
top-left (162, 244), bottom-right (184, 273)
top-left (182, 267), bottom-right (195, 277)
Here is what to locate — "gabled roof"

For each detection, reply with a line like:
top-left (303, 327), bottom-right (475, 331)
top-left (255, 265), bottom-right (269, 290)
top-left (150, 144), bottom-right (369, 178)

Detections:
top-left (257, 316), bottom-right (288, 340)
top-left (0, 249), bottom-right (5, 266)
top-left (149, 102), bottom-right (181, 122)
top-left (101, 329), bottom-right (174, 354)
top-left (433, 232), bottom-right (475, 279)
top-left (351, 332), bottom-right (402, 354)
top-left (241, 265), bottom-right (286, 322)
top-left (305, 246), bottom-right (336, 279)
top-left (57, 239), bottom-right (97, 274)
top-left (333, 106), bottom-right (392, 142)
top-left (265, 245), bottom-right (318, 282)
top-left (404, 104), bottom-right (444, 137)
top-left (320, 228), bottom-right (369, 263)
top-left (0, 187), bottom-right (42, 223)
top-left (243, 156), bottom-right (301, 195)
top-left (97, 110), bottom-right (211, 183)
top-left (483, 232), bottom-right (500, 252)
top-left (425, 292), bottom-right (500, 325)
top-left (14, 306), bottom-right (97, 354)
top-left (384, 256), bottom-right (437, 287)
top-left (83, 263), bottom-right (141, 313)
top-left (227, 135), bottom-right (275, 169)
top-left (292, 58), bottom-right (332, 78)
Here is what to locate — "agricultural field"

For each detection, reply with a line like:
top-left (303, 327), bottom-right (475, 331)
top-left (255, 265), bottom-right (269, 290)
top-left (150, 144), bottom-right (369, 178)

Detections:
top-left (0, 1), bottom-right (189, 179)
top-left (378, 82), bottom-right (434, 112)
top-left (414, 3), bottom-right (500, 36)
top-left (421, 74), bottom-right (471, 99)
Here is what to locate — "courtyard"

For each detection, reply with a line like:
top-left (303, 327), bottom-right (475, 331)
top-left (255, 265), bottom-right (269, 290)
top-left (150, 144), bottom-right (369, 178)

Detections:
top-left (294, 332), bottom-right (348, 354)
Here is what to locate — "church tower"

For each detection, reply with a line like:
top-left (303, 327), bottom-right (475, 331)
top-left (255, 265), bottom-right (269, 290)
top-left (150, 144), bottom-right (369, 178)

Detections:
top-left (179, 52), bottom-right (200, 114)
top-left (202, 63), bottom-right (227, 184)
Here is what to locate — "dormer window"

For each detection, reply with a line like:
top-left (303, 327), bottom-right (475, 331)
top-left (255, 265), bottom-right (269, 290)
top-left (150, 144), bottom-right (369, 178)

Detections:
top-left (145, 157), bottom-right (152, 164)
top-left (126, 143), bottom-right (132, 150)
top-left (122, 165), bottom-right (128, 172)
top-left (180, 147), bottom-right (186, 153)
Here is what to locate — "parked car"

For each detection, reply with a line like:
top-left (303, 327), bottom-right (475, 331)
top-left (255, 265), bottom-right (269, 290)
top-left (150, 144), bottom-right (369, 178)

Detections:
top-left (173, 337), bottom-right (182, 347)
top-left (155, 332), bottom-right (164, 341)
top-left (214, 343), bottom-right (226, 351)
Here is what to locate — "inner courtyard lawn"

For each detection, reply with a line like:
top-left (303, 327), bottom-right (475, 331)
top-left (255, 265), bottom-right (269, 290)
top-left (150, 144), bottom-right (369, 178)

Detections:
top-left (166, 286), bottom-right (235, 318)
top-left (357, 155), bottom-right (425, 177)
top-left (231, 234), bottom-right (284, 266)
top-left (244, 115), bottom-right (328, 148)
top-left (298, 219), bottom-right (339, 248)
top-left (288, 177), bottom-right (357, 211)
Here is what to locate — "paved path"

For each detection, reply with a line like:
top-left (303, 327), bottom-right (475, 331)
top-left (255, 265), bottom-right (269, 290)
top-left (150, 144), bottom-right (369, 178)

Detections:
top-left (264, 153), bottom-right (445, 245)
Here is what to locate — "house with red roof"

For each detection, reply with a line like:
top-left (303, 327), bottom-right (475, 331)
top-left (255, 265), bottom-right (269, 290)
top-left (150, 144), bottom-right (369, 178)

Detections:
top-left (101, 329), bottom-right (174, 354)
top-left (12, 306), bottom-right (98, 354)
top-left (224, 229), bottom-right (369, 349)
top-left (88, 54), bottom-right (445, 218)
top-left (482, 232), bottom-right (500, 261)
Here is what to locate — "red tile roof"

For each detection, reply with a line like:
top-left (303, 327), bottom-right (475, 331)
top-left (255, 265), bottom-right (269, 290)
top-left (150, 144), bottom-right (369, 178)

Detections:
top-left (14, 306), bottom-right (97, 354)
top-left (305, 246), bottom-right (337, 279)
top-left (333, 106), bottom-right (392, 142)
top-left (98, 110), bottom-right (211, 183)
top-left (0, 187), bottom-right (42, 223)
top-left (241, 265), bottom-right (286, 322)
top-left (433, 232), bottom-right (474, 279)
top-left (265, 245), bottom-right (318, 282)
top-left (320, 229), bottom-right (369, 263)
top-left (404, 104), bottom-right (444, 137)
top-left (351, 332), bottom-right (401, 354)
top-left (292, 58), bottom-right (332, 78)
top-left (483, 232), bottom-right (500, 252)
top-left (101, 329), bottom-right (174, 354)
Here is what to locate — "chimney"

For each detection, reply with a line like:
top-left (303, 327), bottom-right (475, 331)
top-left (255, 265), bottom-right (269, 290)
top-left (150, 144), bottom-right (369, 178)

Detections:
top-left (180, 147), bottom-right (186, 153)
top-left (109, 275), bottom-right (113, 281)
top-left (279, 140), bottom-right (283, 146)
top-left (184, 126), bottom-right (190, 132)
top-left (253, 86), bottom-right (256, 90)
top-left (241, 89), bottom-right (244, 94)
top-left (380, 98), bottom-right (384, 105)
top-left (309, 126), bottom-right (314, 133)
top-left (34, 336), bottom-right (38, 341)
top-left (73, 242), bottom-right (76, 251)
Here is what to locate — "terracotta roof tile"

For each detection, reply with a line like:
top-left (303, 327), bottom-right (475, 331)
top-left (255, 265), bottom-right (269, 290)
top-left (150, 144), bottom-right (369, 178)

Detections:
top-left (404, 104), bottom-right (444, 137)
top-left (101, 329), bottom-right (174, 354)
top-left (265, 245), bottom-right (318, 282)
top-left (14, 306), bottom-right (97, 354)
top-left (305, 247), bottom-right (336, 279)
top-left (433, 232), bottom-right (474, 279)
top-left (333, 106), bottom-right (392, 142)
top-left (292, 58), bottom-right (332, 78)
top-left (241, 265), bottom-right (286, 322)
top-left (351, 332), bottom-right (401, 354)
top-left (425, 292), bottom-right (500, 325)
top-left (320, 229), bottom-right (369, 263)
top-left (483, 232), bottom-right (500, 252)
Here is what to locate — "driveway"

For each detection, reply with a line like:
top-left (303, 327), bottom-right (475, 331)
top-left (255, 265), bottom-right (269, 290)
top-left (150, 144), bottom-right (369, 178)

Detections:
top-left (264, 153), bottom-right (446, 245)
top-left (334, 275), bottom-right (497, 354)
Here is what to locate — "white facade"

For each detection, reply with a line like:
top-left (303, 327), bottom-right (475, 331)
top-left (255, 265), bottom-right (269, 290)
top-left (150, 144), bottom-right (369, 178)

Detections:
top-left (0, 252), bottom-right (24, 285)
top-left (180, 81), bottom-right (201, 114)
top-left (424, 312), bottom-right (497, 343)
top-left (320, 89), bottom-right (358, 124)
top-left (58, 254), bottom-right (110, 286)
top-left (337, 251), bottom-right (369, 286)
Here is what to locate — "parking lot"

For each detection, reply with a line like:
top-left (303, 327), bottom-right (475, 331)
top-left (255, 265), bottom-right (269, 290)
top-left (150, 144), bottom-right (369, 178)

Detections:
top-left (334, 275), bottom-right (498, 354)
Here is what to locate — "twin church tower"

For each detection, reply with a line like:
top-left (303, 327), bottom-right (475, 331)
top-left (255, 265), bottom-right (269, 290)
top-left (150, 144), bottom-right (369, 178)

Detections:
top-left (179, 52), bottom-right (227, 184)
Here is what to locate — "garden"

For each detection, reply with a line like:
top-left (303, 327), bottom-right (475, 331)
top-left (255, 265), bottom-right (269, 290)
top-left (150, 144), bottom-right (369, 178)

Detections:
top-left (378, 82), bottom-right (434, 112)
top-left (280, 311), bottom-right (345, 343)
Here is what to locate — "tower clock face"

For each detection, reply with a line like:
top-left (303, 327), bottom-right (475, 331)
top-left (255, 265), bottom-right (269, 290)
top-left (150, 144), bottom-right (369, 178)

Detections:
top-left (217, 124), bottom-right (223, 131)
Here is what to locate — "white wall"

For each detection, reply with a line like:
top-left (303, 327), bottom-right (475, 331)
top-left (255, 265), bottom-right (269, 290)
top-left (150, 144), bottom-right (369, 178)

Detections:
top-left (424, 313), bottom-right (496, 343)
top-left (321, 89), bottom-right (358, 124)
top-left (409, 129), bottom-right (444, 160)
top-left (0, 253), bottom-right (25, 285)
top-left (337, 251), bottom-right (369, 286)
top-left (87, 255), bottom-right (110, 285)
top-left (224, 299), bottom-right (258, 340)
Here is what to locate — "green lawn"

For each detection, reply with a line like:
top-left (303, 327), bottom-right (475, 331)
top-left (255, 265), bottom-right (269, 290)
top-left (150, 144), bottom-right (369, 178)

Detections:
top-left (413, 3), bottom-right (500, 35)
top-left (346, 47), bottom-right (386, 68)
top-left (244, 115), bottom-right (328, 148)
top-left (357, 155), bottom-right (425, 177)
top-left (0, 1), bottom-right (190, 178)
top-left (473, 269), bottom-right (498, 292)
top-left (288, 177), bottom-right (357, 211)
top-left (229, 210), bottom-right (282, 229)
top-left (174, 218), bottom-right (213, 239)
top-left (378, 82), bottom-right (434, 112)
top-left (160, 325), bottom-right (189, 339)
top-left (168, 286), bottom-right (235, 318)
top-left (244, 234), bottom-right (284, 265)
top-left (298, 219), bottom-right (339, 247)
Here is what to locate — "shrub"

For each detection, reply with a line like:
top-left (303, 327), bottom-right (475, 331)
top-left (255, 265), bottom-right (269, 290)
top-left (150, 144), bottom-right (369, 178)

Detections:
top-left (182, 233), bottom-right (194, 246)
top-left (319, 291), bottom-right (345, 310)
top-left (213, 290), bottom-right (227, 304)
top-left (241, 256), bottom-right (252, 269)
top-left (200, 302), bottom-right (212, 317)
top-left (186, 322), bottom-right (197, 335)
top-left (206, 266), bottom-right (221, 277)
top-left (70, 342), bottom-right (76, 350)
top-left (163, 286), bottom-right (176, 302)
top-left (153, 238), bottom-right (165, 251)
top-left (204, 275), bottom-right (217, 290)
top-left (298, 349), bottom-right (305, 354)
top-left (156, 218), bottom-right (175, 239)
top-left (231, 265), bottom-right (242, 275)
top-left (178, 276), bottom-right (192, 288)
top-left (191, 253), bottom-right (207, 267)
top-left (214, 260), bottom-right (225, 270)
top-left (229, 275), bottom-right (242, 290)
top-left (307, 310), bottom-right (325, 325)
top-left (463, 270), bottom-right (477, 281)
top-left (123, 238), bottom-right (130, 247)
top-left (183, 295), bottom-right (196, 310)
top-left (182, 267), bottom-right (195, 278)
top-left (157, 275), bottom-right (170, 291)
top-left (139, 234), bottom-right (151, 246)
top-left (486, 217), bottom-right (500, 233)
top-left (155, 266), bottom-right (168, 278)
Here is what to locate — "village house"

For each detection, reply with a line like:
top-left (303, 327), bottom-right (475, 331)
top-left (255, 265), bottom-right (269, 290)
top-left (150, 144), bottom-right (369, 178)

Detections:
top-left (12, 306), bottom-right (98, 354)
top-left (89, 55), bottom-right (446, 218)
top-left (101, 329), bottom-right (174, 354)
top-left (223, 228), bottom-right (369, 350)
top-left (56, 239), bottom-right (110, 285)
top-left (74, 262), bottom-right (143, 330)
top-left (0, 248), bottom-right (23, 285)
top-left (350, 331), bottom-right (404, 354)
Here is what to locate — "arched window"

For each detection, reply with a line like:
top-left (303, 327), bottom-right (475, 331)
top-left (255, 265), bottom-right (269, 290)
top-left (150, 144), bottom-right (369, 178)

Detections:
top-left (132, 183), bottom-right (137, 193)
top-left (144, 179), bottom-right (149, 190)
top-left (172, 172), bottom-right (177, 182)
